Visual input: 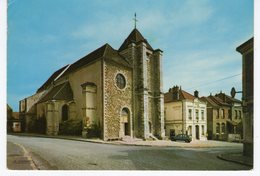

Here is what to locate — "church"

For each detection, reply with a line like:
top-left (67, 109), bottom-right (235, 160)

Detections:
top-left (19, 27), bottom-right (165, 141)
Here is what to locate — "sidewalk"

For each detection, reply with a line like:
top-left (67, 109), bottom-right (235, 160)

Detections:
top-left (7, 141), bottom-right (38, 170)
top-left (217, 153), bottom-right (253, 167)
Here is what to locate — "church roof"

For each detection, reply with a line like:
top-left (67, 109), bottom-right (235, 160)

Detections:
top-left (38, 82), bottom-right (73, 103)
top-left (37, 43), bottom-right (130, 92)
top-left (118, 28), bottom-right (153, 51)
top-left (37, 64), bottom-right (69, 93)
top-left (7, 104), bottom-right (12, 111)
top-left (63, 43), bottom-right (131, 76)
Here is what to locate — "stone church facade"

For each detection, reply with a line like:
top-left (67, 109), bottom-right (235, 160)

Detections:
top-left (19, 28), bottom-right (165, 140)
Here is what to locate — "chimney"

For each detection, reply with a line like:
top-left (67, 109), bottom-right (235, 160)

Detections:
top-left (172, 85), bottom-right (180, 100)
top-left (194, 90), bottom-right (199, 98)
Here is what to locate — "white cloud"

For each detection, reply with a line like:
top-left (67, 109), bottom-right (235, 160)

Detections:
top-left (170, 0), bottom-right (214, 28)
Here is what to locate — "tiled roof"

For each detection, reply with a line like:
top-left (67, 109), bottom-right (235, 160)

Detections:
top-left (164, 92), bottom-right (174, 103)
top-left (37, 43), bottom-right (131, 92)
top-left (37, 65), bottom-right (69, 93)
top-left (164, 89), bottom-right (195, 102)
top-left (205, 95), bottom-right (229, 107)
top-left (236, 37), bottom-right (253, 54)
top-left (224, 94), bottom-right (241, 103)
top-left (63, 43), bottom-right (131, 77)
top-left (201, 96), bottom-right (218, 107)
top-left (38, 82), bottom-right (73, 103)
top-left (180, 90), bottom-right (195, 100)
top-left (215, 92), bottom-right (241, 104)
top-left (211, 96), bottom-right (230, 106)
top-left (118, 28), bottom-right (153, 51)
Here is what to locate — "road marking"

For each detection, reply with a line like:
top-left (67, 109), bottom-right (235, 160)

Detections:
top-left (12, 142), bottom-right (38, 170)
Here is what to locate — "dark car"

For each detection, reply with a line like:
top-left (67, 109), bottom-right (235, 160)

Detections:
top-left (171, 134), bottom-right (192, 143)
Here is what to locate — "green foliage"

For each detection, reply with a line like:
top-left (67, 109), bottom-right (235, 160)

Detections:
top-left (28, 116), bottom-right (46, 134)
top-left (85, 124), bottom-right (101, 138)
top-left (59, 119), bottom-right (82, 136)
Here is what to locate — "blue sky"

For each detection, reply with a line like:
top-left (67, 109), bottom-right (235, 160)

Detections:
top-left (7, 0), bottom-right (253, 111)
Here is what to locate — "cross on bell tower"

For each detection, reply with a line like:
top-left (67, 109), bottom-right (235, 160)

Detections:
top-left (133, 13), bottom-right (138, 29)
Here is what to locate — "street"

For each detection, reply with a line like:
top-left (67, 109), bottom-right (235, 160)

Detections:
top-left (7, 135), bottom-right (251, 170)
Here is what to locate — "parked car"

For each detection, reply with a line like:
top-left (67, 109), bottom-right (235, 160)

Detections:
top-left (171, 134), bottom-right (192, 143)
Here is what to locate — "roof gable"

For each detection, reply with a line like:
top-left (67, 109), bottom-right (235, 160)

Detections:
top-left (37, 43), bottom-right (131, 92)
top-left (236, 37), bottom-right (253, 54)
top-left (37, 65), bottom-right (69, 93)
top-left (118, 28), bottom-right (153, 51)
top-left (180, 90), bottom-right (195, 100)
top-left (201, 96), bottom-right (218, 107)
top-left (38, 82), bottom-right (73, 103)
top-left (164, 88), bottom-right (196, 102)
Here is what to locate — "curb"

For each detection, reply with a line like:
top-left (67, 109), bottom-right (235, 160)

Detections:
top-left (217, 154), bottom-right (253, 167)
top-left (7, 141), bottom-right (38, 170)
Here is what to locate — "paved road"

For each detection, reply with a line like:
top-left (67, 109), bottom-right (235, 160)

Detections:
top-left (7, 135), bottom-right (251, 170)
top-left (7, 142), bottom-right (37, 170)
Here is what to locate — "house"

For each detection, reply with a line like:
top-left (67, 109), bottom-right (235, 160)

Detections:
top-left (19, 27), bottom-right (165, 141)
top-left (164, 86), bottom-right (207, 141)
top-left (7, 104), bottom-right (22, 133)
top-left (201, 92), bottom-right (243, 141)
top-left (236, 37), bottom-right (253, 157)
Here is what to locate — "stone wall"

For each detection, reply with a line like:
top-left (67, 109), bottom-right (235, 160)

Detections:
top-left (104, 61), bottom-right (133, 140)
top-left (68, 60), bottom-right (102, 128)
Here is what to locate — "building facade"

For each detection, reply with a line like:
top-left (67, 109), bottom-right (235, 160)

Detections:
top-left (236, 37), bottom-right (253, 157)
top-left (164, 86), bottom-right (207, 141)
top-left (19, 28), bottom-right (165, 141)
top-left (201, 92), bottom-right (243, 141)
top-left (7, 104), bottom-right (22, 133)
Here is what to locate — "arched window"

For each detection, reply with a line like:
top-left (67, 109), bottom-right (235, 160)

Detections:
top-left (221, 123), bottom-right (225, 133)
top-left (121, 108), bottom-right (130, 136)
top-left (216, 123), bottom-right (220, 134)
top-left (221, 109), bottom-right (225, 119)
top-left (62, 104), bottom-right (69, 121)
top-left (235, 110), bottom-right (238, 119)
top-left (116, 74), bottom-right (126, 89)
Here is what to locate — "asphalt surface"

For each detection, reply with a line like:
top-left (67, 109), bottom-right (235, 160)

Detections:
top-left (7, 141), bottom-right (37, 170)
top-left (7, 135), bottom-right (252, 170)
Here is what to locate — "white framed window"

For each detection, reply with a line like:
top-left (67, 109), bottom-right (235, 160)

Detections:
top-left (188, 109), bottom-right (192, 120)
top-left (201, 110), bottom-right (204, 120)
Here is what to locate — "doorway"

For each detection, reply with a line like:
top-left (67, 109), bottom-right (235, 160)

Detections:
top-left (121, 108), bottom-right (130, 136)
top-left (62, 104), bottom-right (69, 121)
top-left (195, 125), bottom-right (200, 139)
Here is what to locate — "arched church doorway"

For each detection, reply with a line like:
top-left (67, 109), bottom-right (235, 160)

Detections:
top-left (62, 104), bottom-right (69, 121)
top-left (121, 108), bottom-right (130, 136)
